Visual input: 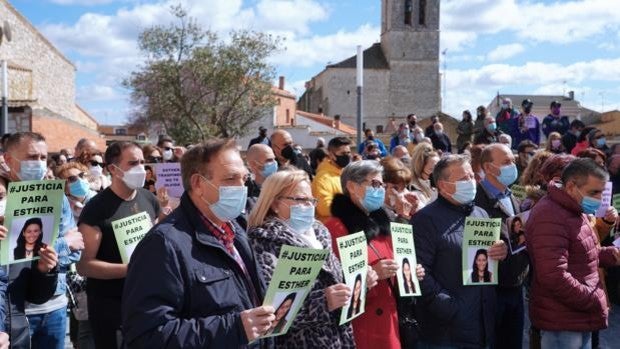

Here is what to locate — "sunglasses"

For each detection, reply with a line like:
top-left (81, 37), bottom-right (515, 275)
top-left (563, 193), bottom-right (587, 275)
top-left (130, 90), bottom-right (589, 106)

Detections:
top-left (148, 156), bottom-right (163, 163)
top-left (90, 160), bottom-right (105, 167)
top-left (163, 147), bottom-right (173, 151)
top-left (67, 172), bottom-right (86, 183)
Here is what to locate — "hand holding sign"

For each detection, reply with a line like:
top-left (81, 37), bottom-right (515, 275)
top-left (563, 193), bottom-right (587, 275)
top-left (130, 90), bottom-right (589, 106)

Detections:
top-left (416, 264), bottom-right (425, 280)
top-left (64, 227), bottom-right (84, 251)
top-left (241, 305), bottom-right (276, 341)
top-left (372, 259), bottom-right (399, 280)
top-left (36, 245), bottom-right (58, 273)
top-left (488, 240), bottom-right (507, 261)
top-left (366, 266), bottom-right (378, 289)
top-left (0, 225), bottom-right (7, 240)
top-left (603, 206), bottom-right (618, 225)
top-left (325, 283), bottom-right (352, 311)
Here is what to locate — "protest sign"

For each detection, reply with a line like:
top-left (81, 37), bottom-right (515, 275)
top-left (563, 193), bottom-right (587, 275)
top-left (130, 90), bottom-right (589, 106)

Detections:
top-left (154, 163), bottom-right (183, 198)
top-left (510, 184), bottom-right (527, 201)
top-left (1, 180), bottom-right (65, 265)
top-left (261, 245), bottom-right (328, 337)
top-left (336, 231), bottom-right (368, 324)
top-left (113, 212), bottom-right (153, 263)
top-left (613, 194), bottom-right (620, 212)
top-left (525, 116), bottom-right (537, 129)
top-left (462, 217), bottom-right (501, 286)
top-left (390, 223), bottom-right (421, 297)
top-left (595, 182), bottom-right (613, 218)
top-left (506, 211), bottom-right (530, 254)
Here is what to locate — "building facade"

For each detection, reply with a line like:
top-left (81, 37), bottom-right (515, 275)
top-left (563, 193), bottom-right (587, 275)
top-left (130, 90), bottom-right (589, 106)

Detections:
top-left (298, 0), bottom-right (441, 133)
top-left (0, 0), bottom-right (104, 152)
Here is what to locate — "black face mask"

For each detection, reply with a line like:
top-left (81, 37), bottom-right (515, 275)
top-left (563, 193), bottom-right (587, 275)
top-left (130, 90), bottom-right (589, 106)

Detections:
top-left (259, 131), bottom-right (267, 137)
top-left (409, 120), bottom-right (416, 127)
top-left (334, 154), bottom-right (351, 168)
top-left (281, 145), bottom-right (296, 161)
top-left (523, 106), bottom-right (532, 114)
top-left (366, 154), bottom-right (379, 160)
top-left (367, 135), bottom-right (375, 140)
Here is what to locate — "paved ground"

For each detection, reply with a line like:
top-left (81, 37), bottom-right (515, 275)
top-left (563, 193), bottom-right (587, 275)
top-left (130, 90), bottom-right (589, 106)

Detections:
top-left (63, 304), bottom-right (620, 348)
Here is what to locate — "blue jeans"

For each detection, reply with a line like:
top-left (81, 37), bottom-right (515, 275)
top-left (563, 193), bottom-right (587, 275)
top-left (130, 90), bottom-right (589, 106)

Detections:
top-left (540, 330), bottom-right (591, 349)
top-left (27, 306), bottom-right (67, 349)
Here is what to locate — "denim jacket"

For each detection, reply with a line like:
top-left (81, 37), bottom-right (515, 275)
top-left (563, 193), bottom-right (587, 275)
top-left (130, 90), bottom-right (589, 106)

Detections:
top-left (53, 195), bottom-right (81, 295)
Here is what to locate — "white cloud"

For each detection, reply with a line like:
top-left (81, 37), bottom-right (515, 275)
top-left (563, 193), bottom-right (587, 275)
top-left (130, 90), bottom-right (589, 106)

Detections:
top-left (77, 84), bottom-right (121, 102)
top-left (443, 57), bottom-right (620, 117)
top-left (440, 0), bottom-right (620, 52)
top-left (486, 43), bottom-right (524, 62)
top-left (271, 24), bottom-right (380, 68)
top-left (49, 0), bottom-right (118, 5)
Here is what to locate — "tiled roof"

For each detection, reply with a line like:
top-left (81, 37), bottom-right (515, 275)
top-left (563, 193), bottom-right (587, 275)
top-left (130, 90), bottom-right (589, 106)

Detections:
top-left (326, 43), bottom-right (389, 70)
top-left (296, 110), bottom-right (356, 135)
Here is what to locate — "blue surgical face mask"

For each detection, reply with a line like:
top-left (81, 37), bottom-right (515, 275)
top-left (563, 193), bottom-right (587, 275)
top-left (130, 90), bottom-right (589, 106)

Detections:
top-left (201, 177), bottom-right (248, 221)
top-left (288, 204), bottom-right (315, 233)
top-left (486, 123), bottom-right (497, 133)
top-left (451, 180), bottom-right (477, 204)
top-left (260, 161), bottom-right (277, 179)
top-left (596, 138), bottom-right (606, 148)
top-left (362, 186), bottom-right (385, 212)
top-left (19, 160), bottom-right (47, 181)
top-left (69, 178), bottom-right (90, 198)
top-left (578, 189), bottom-right (601, 214)
top-left (493, 163), bottom-right (518, 187)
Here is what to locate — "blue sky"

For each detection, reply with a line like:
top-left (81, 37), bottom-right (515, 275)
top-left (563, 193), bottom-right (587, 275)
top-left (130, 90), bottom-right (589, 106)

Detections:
top-left (9, 0), bottom-right (620, 125)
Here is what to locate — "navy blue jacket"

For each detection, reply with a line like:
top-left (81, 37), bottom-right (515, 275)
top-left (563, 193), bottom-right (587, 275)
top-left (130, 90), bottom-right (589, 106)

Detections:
top-left (410, 196), bottom-right (496, 348)
top-left (121, 193), bottom-right (273, 349)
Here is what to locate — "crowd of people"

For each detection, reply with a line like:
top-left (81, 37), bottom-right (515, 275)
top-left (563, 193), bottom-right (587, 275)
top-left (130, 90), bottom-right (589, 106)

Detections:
top-left (0, 100), bottom-right (616, 349)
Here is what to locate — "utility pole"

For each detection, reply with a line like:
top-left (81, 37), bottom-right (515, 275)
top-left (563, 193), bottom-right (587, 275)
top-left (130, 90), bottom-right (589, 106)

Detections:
top-left (356, 45), bottom-right (363, 145)
top-left (441, 49), bottom-right (447, 112)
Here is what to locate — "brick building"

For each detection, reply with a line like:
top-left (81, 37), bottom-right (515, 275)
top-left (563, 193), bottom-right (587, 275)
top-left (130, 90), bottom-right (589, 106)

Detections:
top-left (297, 0), bottom-right (441, 133)
top-left (0, 0), bottom-right (105, 152)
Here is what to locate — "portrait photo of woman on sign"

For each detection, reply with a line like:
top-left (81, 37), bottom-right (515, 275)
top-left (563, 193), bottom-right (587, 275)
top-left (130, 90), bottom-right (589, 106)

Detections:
top-left (469, 248), bottom-right (493, 283)
top-left (401, 257), bottom-right (416, 294)
top-left (346, 273), bottom-right (363, 319)
top-left (265, 292), bottom-right (298, 336)
top-left (13, 217), bottom-right (45, 260)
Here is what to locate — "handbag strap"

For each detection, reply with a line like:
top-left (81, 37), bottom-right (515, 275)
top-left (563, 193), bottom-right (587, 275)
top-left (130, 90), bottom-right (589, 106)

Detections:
top-left (368, 242), bottom-right (399, 295)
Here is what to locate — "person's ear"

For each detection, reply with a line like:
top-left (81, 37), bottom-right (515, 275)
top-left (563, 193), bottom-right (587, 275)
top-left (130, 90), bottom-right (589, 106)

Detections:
top-left (190, 173), bottom-right (205, 195)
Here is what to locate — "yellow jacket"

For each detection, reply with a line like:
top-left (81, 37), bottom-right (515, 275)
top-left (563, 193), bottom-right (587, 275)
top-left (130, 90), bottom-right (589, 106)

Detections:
top-left (312, 160), bottom-right (343, 223)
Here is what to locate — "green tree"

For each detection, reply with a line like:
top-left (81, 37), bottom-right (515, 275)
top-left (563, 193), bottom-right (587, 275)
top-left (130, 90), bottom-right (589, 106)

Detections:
top-left (124, 5), bottom-right (280, 144)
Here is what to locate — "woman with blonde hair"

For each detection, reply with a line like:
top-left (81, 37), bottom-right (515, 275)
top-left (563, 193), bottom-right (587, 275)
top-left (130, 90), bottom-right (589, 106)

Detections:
top-left (409, 142), bottom-right (439, 207)
top-left (248, 169), bottom-right (376, 348)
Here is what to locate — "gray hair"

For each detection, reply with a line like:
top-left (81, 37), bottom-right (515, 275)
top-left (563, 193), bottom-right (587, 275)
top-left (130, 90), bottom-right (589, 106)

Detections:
top-left (432, 154), bottom-right (470, 183)
top-left (341, 160), bottom-right (383, 195)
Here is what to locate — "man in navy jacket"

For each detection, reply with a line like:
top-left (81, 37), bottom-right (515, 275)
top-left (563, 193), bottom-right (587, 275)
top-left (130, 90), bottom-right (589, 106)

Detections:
top-left (411, 154), bottom-right (507, 348)
top-left (122, 139), bottom-right (274, 348)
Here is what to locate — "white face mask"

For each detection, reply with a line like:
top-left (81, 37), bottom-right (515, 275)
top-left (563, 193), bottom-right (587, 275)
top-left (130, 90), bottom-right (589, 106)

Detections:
top-left (115, 164), bottom-right (147, 190)
top-left (162, 149), bottom-right (173, 161)
top-left (89, 165), bottom-right (103, 177)
top-left (0, 199), bottom-right (6, 217)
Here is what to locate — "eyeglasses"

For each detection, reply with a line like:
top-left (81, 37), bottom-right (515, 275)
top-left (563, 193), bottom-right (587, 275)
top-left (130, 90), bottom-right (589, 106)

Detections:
top-left (279, 196), bottom-right (318, 207)
top-left (163, 147), bottom-right (173, 151)
top-left (148, 156), bottom-right (163, 163)
top-left (364, 179), bottom-right (385, 189)
top-left (89, 160), bottom-right (104, 167)
top-left (67, 172), bottom-right (86, 183)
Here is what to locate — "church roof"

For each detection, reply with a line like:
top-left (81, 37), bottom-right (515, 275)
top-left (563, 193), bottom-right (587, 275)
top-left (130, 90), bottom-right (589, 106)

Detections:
top-left (326, 43), bottom-right (389, 70)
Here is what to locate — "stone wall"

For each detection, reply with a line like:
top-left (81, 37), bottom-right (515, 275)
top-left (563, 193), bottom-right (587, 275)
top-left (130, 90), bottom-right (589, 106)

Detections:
top-left (312, 68), bottom-right (390, 130)
top-left (0, 0), bottom-right (85, 126)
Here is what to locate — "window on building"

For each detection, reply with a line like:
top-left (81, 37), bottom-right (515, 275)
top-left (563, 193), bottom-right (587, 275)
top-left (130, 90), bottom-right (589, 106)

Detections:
top-left (115, 128), bottom-right (127, 135)
top-left (286, 109), bottom-right (290, 124)
top-left (418, 0), bottom-right (426, 26)
top-left (136, 134), bottom-right (146, 141)
top-left (404, 0), bottom-right (413, 25)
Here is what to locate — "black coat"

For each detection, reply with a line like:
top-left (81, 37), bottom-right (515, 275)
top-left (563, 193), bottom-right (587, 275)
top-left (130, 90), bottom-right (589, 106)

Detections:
top-left (121, 193), bottom-right (272, 349)
top-left (410, 196), bottom-right (496, 347)
top-left (473, 183), bottom-right (529, 288)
